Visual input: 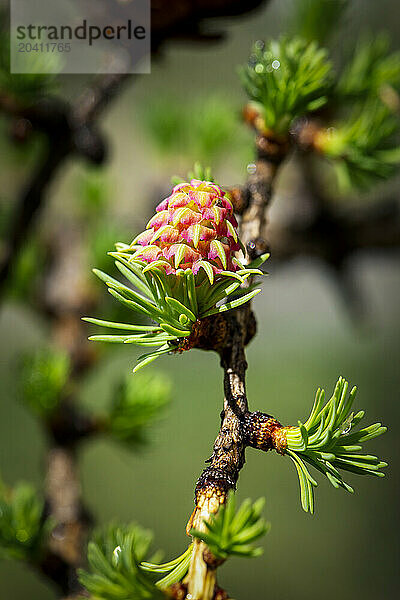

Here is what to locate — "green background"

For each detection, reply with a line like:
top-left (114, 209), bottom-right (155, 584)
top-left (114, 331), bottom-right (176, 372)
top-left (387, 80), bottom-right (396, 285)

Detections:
top-left (0, 0), bottom-right (399, 598)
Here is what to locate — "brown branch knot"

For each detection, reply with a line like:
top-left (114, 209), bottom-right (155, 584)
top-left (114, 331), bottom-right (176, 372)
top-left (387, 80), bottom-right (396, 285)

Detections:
top-left (175, 310), bottom-right (257, 355)
top-left (243, 411), bottom-right (287, 454)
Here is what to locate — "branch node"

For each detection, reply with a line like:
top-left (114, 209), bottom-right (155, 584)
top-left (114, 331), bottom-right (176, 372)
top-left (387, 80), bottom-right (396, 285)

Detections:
top-left (244, 411), bottom-right (287, 454)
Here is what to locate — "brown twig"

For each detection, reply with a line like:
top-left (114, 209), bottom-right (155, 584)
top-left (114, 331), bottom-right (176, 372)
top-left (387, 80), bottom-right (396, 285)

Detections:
top-left (185, 137), bottom-right (287, 599)
top-left (40, 446), bottom-right (91, 596)
top-left (186, 308), bottom-right (250, 599)
top-left (36, 357), bottom-right (100, 596)
top-left (240, 135), bottom-right (289, 254)
top-left (184, 105), bottom-right (400, 596)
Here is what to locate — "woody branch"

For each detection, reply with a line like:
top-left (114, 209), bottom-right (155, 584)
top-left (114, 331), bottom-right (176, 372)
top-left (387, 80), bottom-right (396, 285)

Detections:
top-left (184, 133), bottom-right (289, 600)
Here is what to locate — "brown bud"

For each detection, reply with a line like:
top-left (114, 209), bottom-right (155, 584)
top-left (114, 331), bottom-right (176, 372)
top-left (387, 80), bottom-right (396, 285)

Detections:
top-left (228, 186), bottom-right (249, 214)
top-left (244, 411), bottom-right (287, 454)
top-left (167, 582), bottom-right (188, 599)
top-left (9, 117), bottom-right (33, 143)
top-left (177, 315), bottom-right (228, 353)
top-left (294, 119), bottom-right (324, 152)
top-left (246, 238), bottom-right (269, 261)
top-left (243, 103), bottom-right (260, 127)
top-left (203, 547), bottom-right (225, 569)
top-left (213, 586), bottom-right (230, 600)
top-left (256, 134), bottom-right (290, 162)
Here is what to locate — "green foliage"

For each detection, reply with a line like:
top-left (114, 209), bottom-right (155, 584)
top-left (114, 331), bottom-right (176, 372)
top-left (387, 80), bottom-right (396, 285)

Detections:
top-left (76, 166), bottom-right (111, 217)
top-left (191, 493), bottom-right (269, 560)
top-left (106, 371), bottom-right (171, 447)
top-left (75, 167), bottom-right (132, 278)
top-left (241, 32), bottom-right (400, 191)
top-left (171, 162), bottom-right (215, 187)
top-left (187, 96), bottom-right (242, 163)
top-left (337, 34), bottom-right (400, 99)
top-left (240, 37), bottom-right (333, 134)
top-left (0, 35), bottom-right (58, 101)
top-left (285, 377), bottom-right (387, 514)
top-left (7, 238), bottom-right (45, 301)
top-left (288, 0), bottom-right (349, 45)
top-left (79, 523), bottom-right (162, 600)
top-left (19, 348), bottom-right (70, 418)
top-left (84, 252), bottom-right (268, 372)
top-left (140, 545), bottom-right (192, 590)
top-left (0, 480), bottom-right (52, 561)
top-left (88, 222), bottom-right (131, 278)
top-left (79, 523), bottom-right (192, 599)
top-left (318, 100), bottom-right (400, 190)
top-left (188, 163), bottom-right (214, 183)
top-left (142, 95), bottom-right (183, 154)
top-left (141, 94), bottom-right (251, 164)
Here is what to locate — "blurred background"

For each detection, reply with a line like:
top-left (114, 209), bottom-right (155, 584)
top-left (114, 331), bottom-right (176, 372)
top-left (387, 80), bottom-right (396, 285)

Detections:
top-left (0, 0), bottom-right (399, 598)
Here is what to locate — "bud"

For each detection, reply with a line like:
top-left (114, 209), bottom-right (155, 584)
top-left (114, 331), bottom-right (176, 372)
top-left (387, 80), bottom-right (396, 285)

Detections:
top-left (130, 179), bottom-right (241, 281)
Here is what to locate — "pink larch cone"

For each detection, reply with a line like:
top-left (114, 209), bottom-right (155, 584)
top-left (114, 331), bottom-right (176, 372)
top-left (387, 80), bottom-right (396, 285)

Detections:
top-left (130, 179), bottom-right (242, 277)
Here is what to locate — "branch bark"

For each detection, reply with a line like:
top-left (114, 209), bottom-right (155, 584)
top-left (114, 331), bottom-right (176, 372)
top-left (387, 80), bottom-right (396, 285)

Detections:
top-left (185, 138), bottom-right (287, 599)
top-left (41, 447), bottom-right (90, 595)
top-left (186, 308), bottom-right (249, 599)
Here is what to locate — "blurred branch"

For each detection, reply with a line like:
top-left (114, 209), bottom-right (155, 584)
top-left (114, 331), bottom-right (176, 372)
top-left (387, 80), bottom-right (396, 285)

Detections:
top-left (151, 0), bottom-right (269, 48)
top-left (73, 73), bottom-right (130, 125)
top-left (40, 447), bottom-right (91, 596)
top-left (0, 72), bottom-right (129, 296)
top-left (240, 134), bottom-right (289, 253)
top-left (33, 338), bottom-right (100, 595)
top-left (32, 252), bottom-right (101, 595)
top-left (267, 196), bottom-right (400, 262)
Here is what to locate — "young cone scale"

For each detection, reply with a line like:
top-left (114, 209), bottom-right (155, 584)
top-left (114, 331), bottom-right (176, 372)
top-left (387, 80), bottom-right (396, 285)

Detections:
top-left (132, 179), bottom-right (241, 278)
top-left (84, 179), bottom-right (269, 372)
